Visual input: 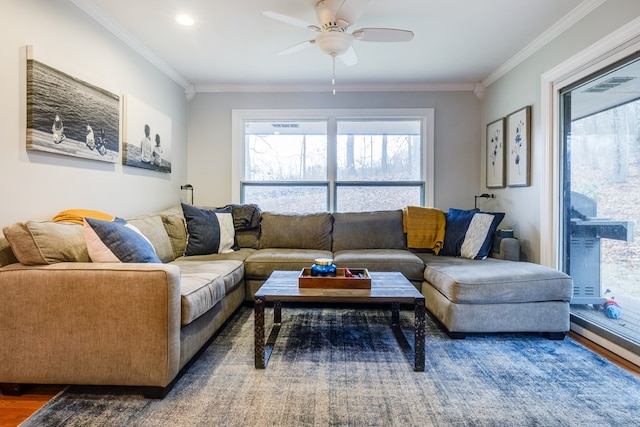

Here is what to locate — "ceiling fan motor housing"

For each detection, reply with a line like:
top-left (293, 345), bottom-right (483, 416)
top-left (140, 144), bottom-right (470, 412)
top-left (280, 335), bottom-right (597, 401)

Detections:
top-left (315, 0), bottom-right (347, 31)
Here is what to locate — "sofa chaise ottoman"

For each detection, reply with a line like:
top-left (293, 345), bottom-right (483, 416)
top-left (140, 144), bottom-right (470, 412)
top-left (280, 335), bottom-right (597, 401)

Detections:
top-left (420, 252), bottom-right (573, 339)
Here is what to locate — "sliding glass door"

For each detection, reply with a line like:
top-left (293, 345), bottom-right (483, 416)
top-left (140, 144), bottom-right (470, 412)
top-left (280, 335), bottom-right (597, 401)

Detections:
top-left (560, 53), bottom-right (640, 352)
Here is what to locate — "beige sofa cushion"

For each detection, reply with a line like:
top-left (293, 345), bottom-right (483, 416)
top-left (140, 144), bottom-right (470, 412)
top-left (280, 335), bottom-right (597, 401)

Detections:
top-left (235, 229), bottom-right (260, 249)
top-left (244, 248), bottom-right (333, 279)
top-left (259, 212), bottom-right (332, 251)
top-left (125, 214), bottom-right (175, 263)
top-left (333, 249), bottom-right (425, 283)
top-left (422, 254), bottom-right (573, 304)
top-left (332, 210), bottom-right (406, 251)
top-left (159, 205), bottom-right (188, 259)
top-left (2, 221), bottom-right (89, 265)
top-left (170, 259), bottom-right (244, 325)
top-left (0, 237), bottom-right (18, 268)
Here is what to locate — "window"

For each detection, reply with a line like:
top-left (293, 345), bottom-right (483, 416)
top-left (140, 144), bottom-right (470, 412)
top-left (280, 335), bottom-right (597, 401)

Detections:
top-left (232, 109), bottom-right (434, 213)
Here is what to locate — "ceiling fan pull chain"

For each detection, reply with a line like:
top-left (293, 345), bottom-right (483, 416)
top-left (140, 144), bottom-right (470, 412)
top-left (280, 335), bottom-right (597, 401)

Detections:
top-left (332, 53), bottom-right (337, 95)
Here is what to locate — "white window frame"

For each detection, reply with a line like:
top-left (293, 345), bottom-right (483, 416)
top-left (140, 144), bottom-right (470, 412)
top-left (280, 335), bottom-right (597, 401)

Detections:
top-left (541, 17), bottom-right (640, 269)
top-left (231, 108), bottom-right (435, 209)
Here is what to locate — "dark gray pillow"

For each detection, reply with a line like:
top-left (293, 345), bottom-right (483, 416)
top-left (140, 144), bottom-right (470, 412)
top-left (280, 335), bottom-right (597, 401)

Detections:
top-left (332, 210), bottom-right (406, 251)
top-left (259, 212), bottom-right (332, 250)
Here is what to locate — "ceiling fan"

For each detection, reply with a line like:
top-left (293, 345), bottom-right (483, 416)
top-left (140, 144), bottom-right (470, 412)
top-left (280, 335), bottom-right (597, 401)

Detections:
top-left (263, 0), bottom-right (414, 91)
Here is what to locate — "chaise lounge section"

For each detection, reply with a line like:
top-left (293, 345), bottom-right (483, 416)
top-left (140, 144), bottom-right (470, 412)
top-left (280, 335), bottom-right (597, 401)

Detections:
top-left (420, 253), bottom-right (573, 339)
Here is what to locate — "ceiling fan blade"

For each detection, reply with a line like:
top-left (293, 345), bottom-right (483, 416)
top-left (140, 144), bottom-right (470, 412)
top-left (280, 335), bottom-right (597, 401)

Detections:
top-left (339, 46), bottom-right (358, 66)
top-left (352, 28), bottom-right (414, 42)
top-left (262, 11), bottom-right (319, 31)
top-left (278, 40), bottom-right (316, 56)
top-left (335, 0), bottom-right (371, 28)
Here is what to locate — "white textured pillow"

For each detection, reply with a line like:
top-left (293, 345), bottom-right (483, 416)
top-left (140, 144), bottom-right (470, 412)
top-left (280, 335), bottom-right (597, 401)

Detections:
top-left (460, 213), bottom-right (497, 260)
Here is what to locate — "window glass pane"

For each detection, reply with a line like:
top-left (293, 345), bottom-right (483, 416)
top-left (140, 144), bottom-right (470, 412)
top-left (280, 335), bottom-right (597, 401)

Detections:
top-left (337, 120), bottom-right (421, 181)
top-left (245, 121), bottom-right (327, 181)
top-left (562, 54), bottom-right (640, 350)
top-left (243, 185), bottom-right (328, 213)
top-left (336, 185), bottom-right (422, 212)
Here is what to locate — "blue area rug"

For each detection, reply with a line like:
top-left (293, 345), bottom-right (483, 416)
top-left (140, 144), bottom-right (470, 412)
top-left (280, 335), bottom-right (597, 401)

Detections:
top-left (21, 307), bottom-right (640, 426)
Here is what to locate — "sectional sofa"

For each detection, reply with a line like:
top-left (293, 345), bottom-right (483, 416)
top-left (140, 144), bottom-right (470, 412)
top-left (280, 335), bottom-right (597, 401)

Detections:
top-left (0, 204), bottom-right (573, 398)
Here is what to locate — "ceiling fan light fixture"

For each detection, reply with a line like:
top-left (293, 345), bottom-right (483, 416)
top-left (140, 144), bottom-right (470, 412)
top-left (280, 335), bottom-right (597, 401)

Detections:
top-left (316, 31), bottom-right (353, 57)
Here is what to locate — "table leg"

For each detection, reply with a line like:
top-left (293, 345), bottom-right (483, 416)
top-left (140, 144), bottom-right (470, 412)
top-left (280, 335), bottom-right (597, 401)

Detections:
top-left (414, 297), bottom-right (426, 372)
top-left (274, 300), bottom-right (282, 324)
top-left (392, 302), bottom-right (400, 327)
top-left (254, 297), bottom-right (265, 369)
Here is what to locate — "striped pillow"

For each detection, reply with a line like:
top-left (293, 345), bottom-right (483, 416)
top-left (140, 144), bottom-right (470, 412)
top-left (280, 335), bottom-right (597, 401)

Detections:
top-left (181, 204), bottom-right (235, 256)
top-left (440, 208), bottom-right (505, 260)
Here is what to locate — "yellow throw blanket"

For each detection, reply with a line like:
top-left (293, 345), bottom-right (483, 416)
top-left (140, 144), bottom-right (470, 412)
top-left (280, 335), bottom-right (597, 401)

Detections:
top-left (402, 206), bottom-right (446, 254)
top-left (52, 208), bottom-right (115, 225)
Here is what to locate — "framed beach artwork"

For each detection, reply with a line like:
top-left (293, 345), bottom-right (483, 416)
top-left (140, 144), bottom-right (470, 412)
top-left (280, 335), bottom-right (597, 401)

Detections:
top-left (25, 47), bottom-right (120, 163)
top-left (486, 118), bottom-right (505, 188)
top-left (506, 106), bottom-right (531, 187)
top-left (122, 95), bottom-right (172, 173)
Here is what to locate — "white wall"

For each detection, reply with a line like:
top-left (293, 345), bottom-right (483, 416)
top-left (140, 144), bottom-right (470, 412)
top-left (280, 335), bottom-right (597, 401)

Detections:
top-left (188, 90), bottom-right (483, 212)
top-left (0, 0), bottom-right (188, 230)
top-left (481, 0), bottom-right (640, 263)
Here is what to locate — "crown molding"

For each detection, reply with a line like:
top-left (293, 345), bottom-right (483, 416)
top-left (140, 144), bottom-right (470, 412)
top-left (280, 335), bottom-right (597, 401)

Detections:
top-left (71, 0), bottom-right (604, 97)
top-left (194, 82), bottom-right (477, 94)
top-left (69, 0), bottom-right (190, 89)
top-left (482, 0), bottom-right (607, 87)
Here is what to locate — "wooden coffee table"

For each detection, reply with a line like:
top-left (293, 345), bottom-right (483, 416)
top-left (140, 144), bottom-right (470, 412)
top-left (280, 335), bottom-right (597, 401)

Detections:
top-left (254, 270), bottom-right (426, 371)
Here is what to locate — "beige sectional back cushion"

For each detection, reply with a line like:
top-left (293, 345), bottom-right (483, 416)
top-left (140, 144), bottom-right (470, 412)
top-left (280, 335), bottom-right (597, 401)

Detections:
top-left (2, 221), bottom-right (89, 265)
top-left (3, 206), bottom-right (184, 265)
top-left (0, 237), bottom-right (18, 268)
top-left (235, 229), bottom-right (260, 249)
top-left (259, 212), bottom-right (333, 251)
top-left (158, 205), bottom-right (188, 258)
top-left (332, 210), bottom-right (406, 251)
top-left (125, 214), bottom-right (175, 263)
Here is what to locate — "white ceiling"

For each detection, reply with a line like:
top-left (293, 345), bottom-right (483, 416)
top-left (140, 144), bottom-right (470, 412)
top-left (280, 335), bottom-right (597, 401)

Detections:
top-left (71, 0), bottom-right (592, 91)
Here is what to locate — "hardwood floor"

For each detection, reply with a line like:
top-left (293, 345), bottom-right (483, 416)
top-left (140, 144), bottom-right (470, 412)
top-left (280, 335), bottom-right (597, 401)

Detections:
top-left (0, 385), bottom-right (64, 427)
top-left (568, 331), bottom-right (640, 378)
top-left (0, 335), bottom-right (638, 427)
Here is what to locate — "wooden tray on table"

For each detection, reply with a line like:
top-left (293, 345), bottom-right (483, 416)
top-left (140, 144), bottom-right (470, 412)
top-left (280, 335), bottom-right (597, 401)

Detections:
top-left (298, 268), bottom-right (371, 289)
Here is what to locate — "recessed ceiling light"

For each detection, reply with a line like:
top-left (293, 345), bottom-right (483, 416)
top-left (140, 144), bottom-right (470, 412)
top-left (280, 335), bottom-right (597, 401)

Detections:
top-left (176, 15), bottom-right (194, 26)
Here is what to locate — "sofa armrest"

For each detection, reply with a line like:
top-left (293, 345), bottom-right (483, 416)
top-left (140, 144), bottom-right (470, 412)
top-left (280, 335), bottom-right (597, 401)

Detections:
top-left (0, 262), bottom-right (182, 388)
top-left (490, 237), bottom-right (520, 261)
